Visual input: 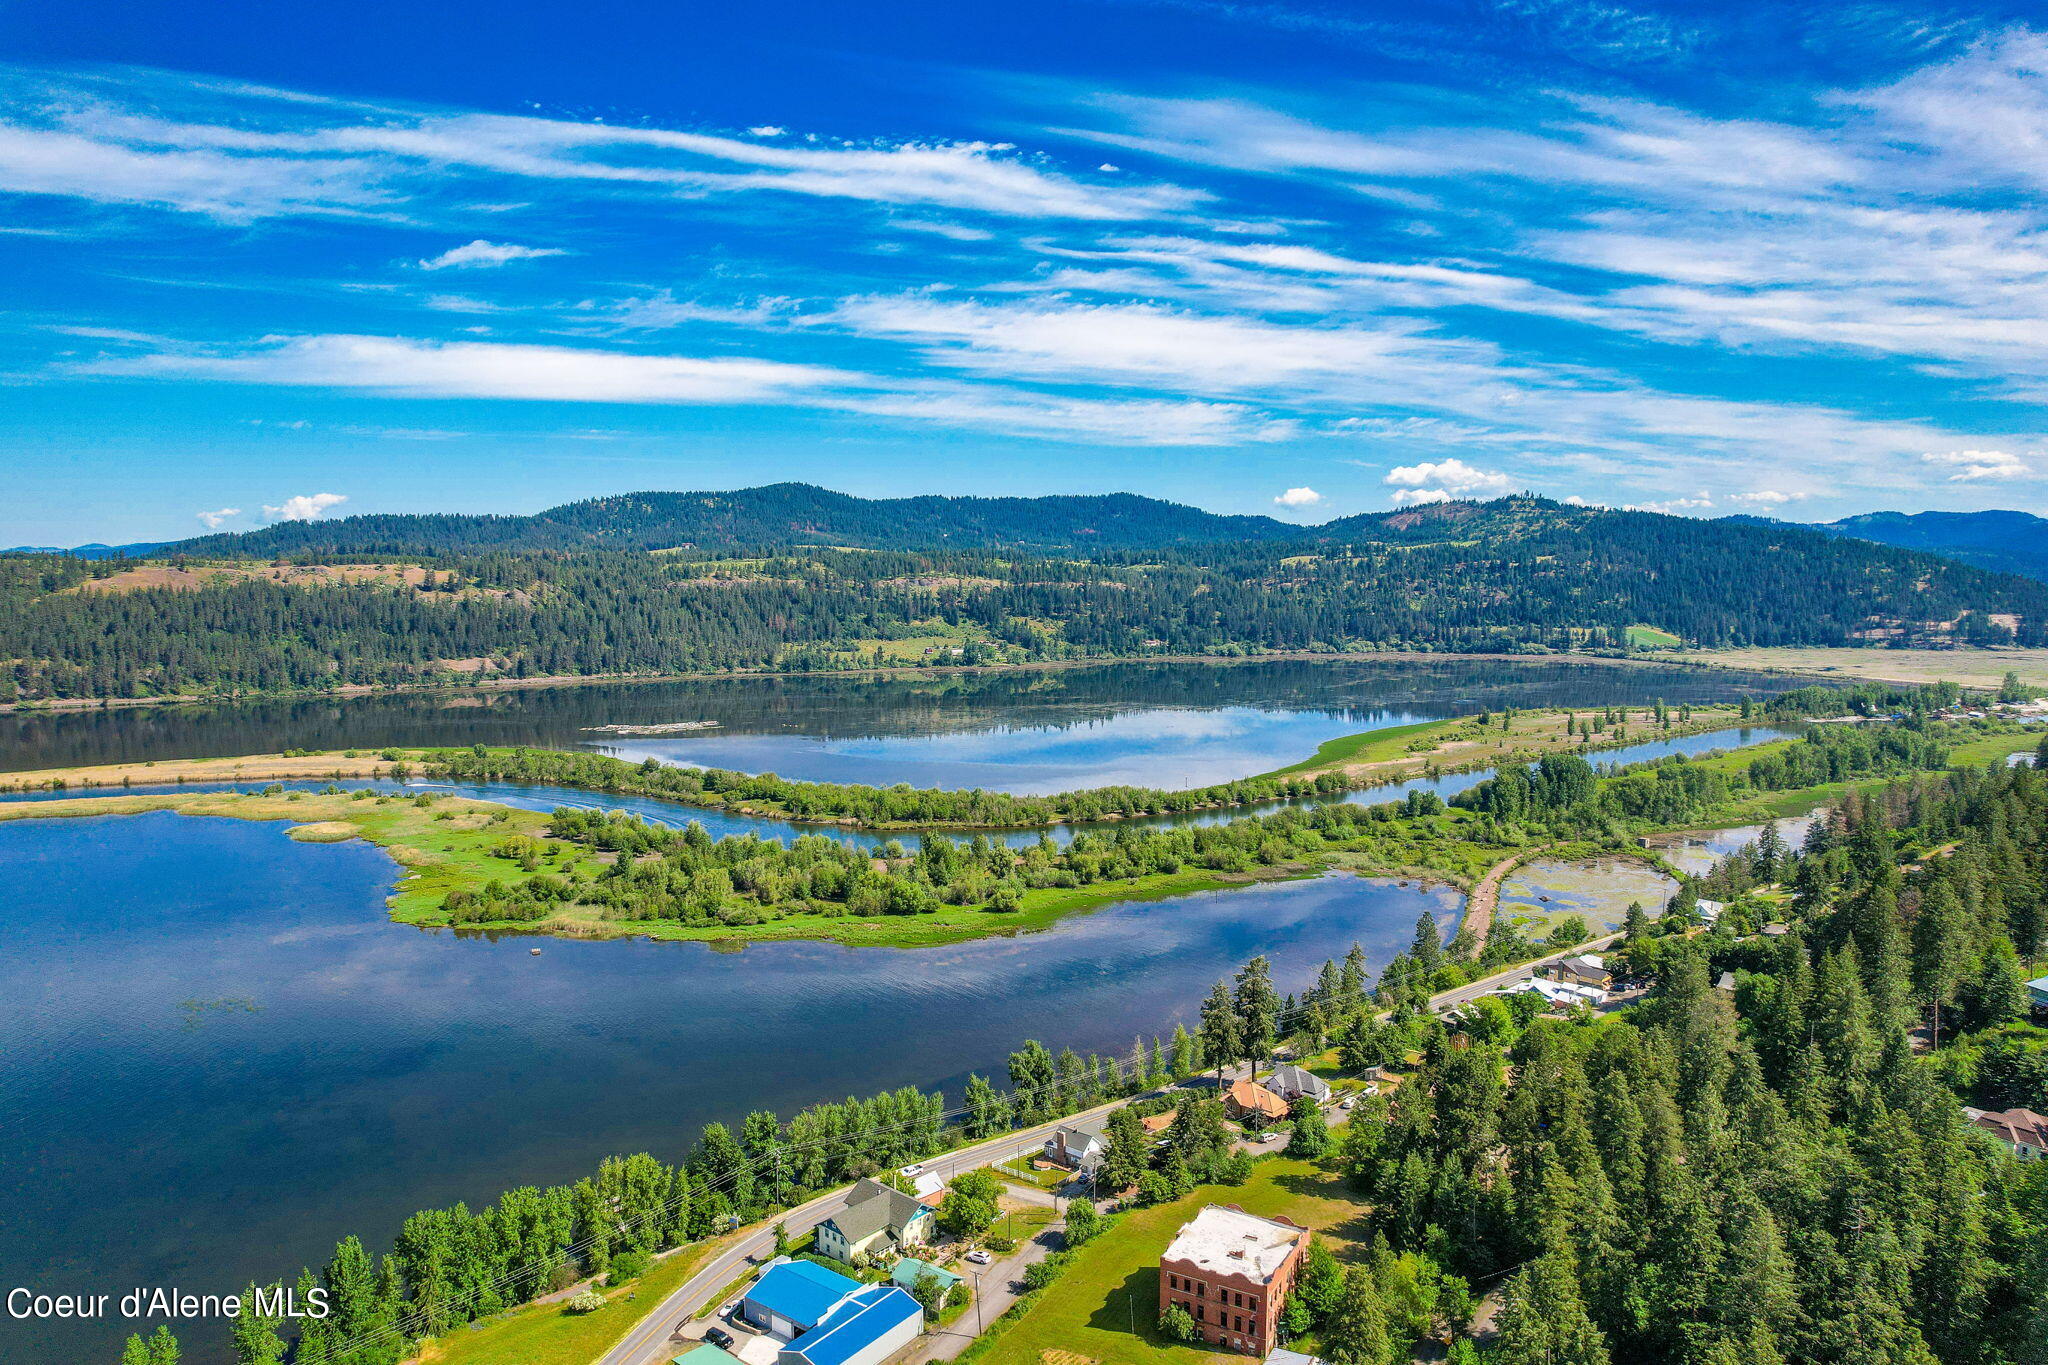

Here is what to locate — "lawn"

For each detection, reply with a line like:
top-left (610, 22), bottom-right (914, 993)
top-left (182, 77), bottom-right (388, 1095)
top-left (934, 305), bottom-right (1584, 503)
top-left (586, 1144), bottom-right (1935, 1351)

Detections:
top-left (414, 1237), bottom-right (726, 1365)
top-left (973, 1157), bottom-right (1369, 1365)
top-left (1626, 625), bottom-right (1683, 649)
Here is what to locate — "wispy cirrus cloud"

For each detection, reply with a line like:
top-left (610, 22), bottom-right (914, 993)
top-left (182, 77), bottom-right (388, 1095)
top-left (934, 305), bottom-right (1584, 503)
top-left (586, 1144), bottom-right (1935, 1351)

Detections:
top-left (0, 65), bottom-right (1201, 224)
top-left (78, 332), bottom-right (1290, 446)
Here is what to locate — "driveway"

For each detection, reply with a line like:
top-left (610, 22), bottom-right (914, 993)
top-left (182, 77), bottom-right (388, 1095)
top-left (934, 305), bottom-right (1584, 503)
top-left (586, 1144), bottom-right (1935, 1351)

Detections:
top-left (903, 1219), bottom-right (1066, 1363)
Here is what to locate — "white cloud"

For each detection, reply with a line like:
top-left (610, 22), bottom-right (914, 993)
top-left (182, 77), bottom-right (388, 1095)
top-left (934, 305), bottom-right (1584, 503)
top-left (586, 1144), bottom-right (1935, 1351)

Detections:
top-left (1626, 494), bottom-right (1715, 515)
top-left (194, 506), bottom-right (241, 528)
top-left (416, 239), bottom-right (567, 270)
top-left (262, 493), bottom-right (346, 522)
top-left (1383, 458), bottom-right (1514, 498)
top-left (1920, 448), bottom-right (2032, 481)
top-left (1274, 486), bottom-right (1322, 507)
top-left (1725, 489), bottom-right (1809, 506)
top-left (91, 334), bottom-right (858, 404)
top-left (745, 126), bottom-right (786, 138)
top-left (82, 332), bottom-right (1289, 446)
top-left (0, 69), bottom-right (1201, 223)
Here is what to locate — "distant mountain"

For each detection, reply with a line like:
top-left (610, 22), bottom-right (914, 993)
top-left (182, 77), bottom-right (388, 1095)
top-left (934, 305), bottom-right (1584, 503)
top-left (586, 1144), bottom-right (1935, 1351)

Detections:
top-left (3, 541), bottom-right (165, 559)
top-left (1804, 510), bottom-right (2048, 582)
top-left (9, 490), bottom-right (2047, 701)
top-left (162, 484), bottom-right (1305, 557)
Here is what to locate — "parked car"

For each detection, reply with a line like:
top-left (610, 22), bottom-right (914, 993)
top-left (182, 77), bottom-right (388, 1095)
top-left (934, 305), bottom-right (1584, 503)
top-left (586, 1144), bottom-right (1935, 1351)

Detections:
top-left (966, 1248), bottom-right (993, 1265)
top-left (704, 1326), bottom-right (737, 1349)
top-left (1256, 1131), bottom-right (1279, 1143)
top-left (1341, 1097), bottom-right (1356, 1110)
top-left (899, 1162), bottom-right (926, 1178)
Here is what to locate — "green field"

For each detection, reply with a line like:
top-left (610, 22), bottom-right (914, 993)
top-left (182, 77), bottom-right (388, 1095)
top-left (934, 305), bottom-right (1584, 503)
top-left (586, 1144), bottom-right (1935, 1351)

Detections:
top-left (1255, 718), bottom-right (1451, 778)
top-left (1626, 624), bottom-right (1683, 649)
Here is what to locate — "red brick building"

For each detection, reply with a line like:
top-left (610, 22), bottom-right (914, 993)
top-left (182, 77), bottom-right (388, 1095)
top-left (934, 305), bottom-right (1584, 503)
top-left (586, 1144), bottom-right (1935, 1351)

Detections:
top-left (1157, 1203), bottom-right (1309, 1355)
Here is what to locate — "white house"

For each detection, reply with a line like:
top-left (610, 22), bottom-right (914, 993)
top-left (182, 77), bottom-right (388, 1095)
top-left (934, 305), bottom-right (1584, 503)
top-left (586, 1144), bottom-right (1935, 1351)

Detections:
top-left (1264, 1064), bottom-right (1333, 1106)
top-left (1695, 899), bottom-right (1728, 925)
top-left (1043, 1120), bottom-right (1107, 1173)
top-left (812, 1178), bottom-right (934, 1264)
top-left (1520, 978), bottom-right (1606, 1009)
top-left (2026, 975), bottom-right (2048, 1011)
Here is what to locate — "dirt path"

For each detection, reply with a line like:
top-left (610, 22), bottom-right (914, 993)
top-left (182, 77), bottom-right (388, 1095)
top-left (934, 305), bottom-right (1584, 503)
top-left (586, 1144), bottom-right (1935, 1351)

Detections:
top-left (1461, 847), bottom-right (1547, 946)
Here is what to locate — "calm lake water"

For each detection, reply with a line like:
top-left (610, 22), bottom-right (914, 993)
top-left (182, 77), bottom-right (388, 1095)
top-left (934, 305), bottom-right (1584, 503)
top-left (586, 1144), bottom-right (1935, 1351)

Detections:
top-left (0, 656), bottom-right (1805, 786)
top-left (0, 812), bottom-right (1454, 1365)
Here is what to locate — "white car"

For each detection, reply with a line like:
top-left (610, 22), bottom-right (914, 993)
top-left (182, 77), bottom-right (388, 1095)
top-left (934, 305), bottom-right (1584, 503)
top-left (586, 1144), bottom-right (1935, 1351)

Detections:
top-left (1341, 1098), bottom-right (1356, 1110)
top-left (1256, 1131), bottom-right (1280, 1143)
top-left (899, 1163), bottom-right (926, 1178)
top-left (965, 1249), bottom-right (993, 1265)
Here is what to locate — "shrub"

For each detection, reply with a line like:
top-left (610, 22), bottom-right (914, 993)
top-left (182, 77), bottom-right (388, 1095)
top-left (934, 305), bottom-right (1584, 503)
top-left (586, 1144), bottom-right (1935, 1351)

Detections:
top-left (1160, 1304), bottom-right (1202, 1342)
top-left (566, 1290), bottom-right (604, 1314)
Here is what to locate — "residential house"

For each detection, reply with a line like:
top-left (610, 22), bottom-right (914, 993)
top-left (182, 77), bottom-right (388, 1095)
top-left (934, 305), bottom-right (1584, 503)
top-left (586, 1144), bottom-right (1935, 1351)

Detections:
top-left (1141, 1112), bottom-right (1175, 1138)
top-left (1715, 971), bottom-right (1738, 994)
top-left (888, 1257), bottom-right (960, 1298)
top-left (2027, 975), bottom-right (2048, 1011)
top-left (1043, 1119), bottom-right (1107, 1173)
top-left (1695, 898), bottom-right (1728, 925)
top-left (1225, 1078), bottom-right (1289, 1124)
top-left (1157, 1203), bottom-right (1311, 1355)
top-left (1965, 1106), bottom-right (2048, 1160)
top-left (1521, 978), bottom-right (1605, 1009)
top-left (1547, 954), bottom-right (1612, 990)
top-left (776, 1284), bottom-right (922, 1365)
top-left (811, 1178), bottom-right (934, 1264)
top-left (1263, 1064), bottom-right (1332, 1107)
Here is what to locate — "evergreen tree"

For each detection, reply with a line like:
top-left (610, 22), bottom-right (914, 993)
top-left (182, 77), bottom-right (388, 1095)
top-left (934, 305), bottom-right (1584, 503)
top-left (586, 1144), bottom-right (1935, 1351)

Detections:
top-left (1493, 1255), bottom-right (1609, 1365)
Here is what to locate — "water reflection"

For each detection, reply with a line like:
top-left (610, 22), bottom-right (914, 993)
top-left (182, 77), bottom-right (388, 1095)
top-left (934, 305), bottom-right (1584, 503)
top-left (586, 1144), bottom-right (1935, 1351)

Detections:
top-left (0, 813), bottom-right (1449, 1365)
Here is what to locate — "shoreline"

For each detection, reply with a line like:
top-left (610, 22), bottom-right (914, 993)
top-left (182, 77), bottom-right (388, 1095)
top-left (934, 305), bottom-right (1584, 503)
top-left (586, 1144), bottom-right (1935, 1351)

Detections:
top-left (0, 703), bottom-right (1772, 829)
top-left (0, 646), bottom-right (1787, 716)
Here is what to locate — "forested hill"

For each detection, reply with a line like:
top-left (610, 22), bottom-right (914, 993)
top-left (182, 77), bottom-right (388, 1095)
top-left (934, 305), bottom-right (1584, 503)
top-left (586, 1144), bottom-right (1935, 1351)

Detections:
top-left (4, 493), bottom-right (2047, 701)
top-left (164, 483), bottom-right (1305, 556)
top-left (1809, 510), bottom-right (2048, 582)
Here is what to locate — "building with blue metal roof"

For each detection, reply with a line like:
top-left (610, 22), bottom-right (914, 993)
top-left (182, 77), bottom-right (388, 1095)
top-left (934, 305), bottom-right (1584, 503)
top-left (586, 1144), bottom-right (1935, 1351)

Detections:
top-left (738, 1258), bottom-right (863, 1338)
top-left (776, 1284), bottom-right (922, 1365)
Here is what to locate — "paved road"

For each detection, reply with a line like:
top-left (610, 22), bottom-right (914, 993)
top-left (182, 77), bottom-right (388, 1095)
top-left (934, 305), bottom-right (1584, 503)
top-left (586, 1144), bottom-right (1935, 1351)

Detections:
top-left (1425, 931), bottom-right (1623, 1012)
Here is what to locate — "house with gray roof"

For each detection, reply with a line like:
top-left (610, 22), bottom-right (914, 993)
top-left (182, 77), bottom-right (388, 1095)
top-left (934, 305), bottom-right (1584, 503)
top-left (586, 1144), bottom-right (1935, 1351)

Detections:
top-left (1263, 1063), bottom-right (1332, 1106)
top-left (1043, 1118), bottom-right (1108, 1173)
top-left (812, 1177), bottom-right (934, 1264)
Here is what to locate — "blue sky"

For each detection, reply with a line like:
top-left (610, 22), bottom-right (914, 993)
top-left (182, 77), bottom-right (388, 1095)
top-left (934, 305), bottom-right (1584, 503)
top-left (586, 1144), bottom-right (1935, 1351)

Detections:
top-left (3, 0), bottom-right (2046, 544)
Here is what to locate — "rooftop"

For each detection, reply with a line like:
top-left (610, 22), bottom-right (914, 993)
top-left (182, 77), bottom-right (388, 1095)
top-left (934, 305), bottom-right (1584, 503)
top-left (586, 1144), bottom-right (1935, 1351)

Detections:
top-left (744, 1258), bottom-right (861, 1329)
top-left (782, 1284), bottom-right (921, 1365)
top-left (1161, 1204), bottom-right (1307, 1284)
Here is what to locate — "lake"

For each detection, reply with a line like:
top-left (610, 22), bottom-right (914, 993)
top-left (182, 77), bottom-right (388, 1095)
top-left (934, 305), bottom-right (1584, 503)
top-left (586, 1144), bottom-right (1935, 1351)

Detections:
top-left (0, 812), bottom-right (1454, 1365)
top-left (0, 657), bottom-right (1808, 1364)
top-left (0, 656), bottom-right (1805, 786)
